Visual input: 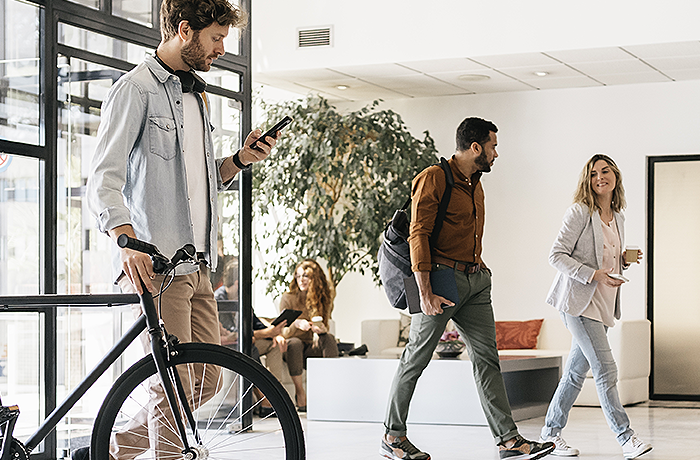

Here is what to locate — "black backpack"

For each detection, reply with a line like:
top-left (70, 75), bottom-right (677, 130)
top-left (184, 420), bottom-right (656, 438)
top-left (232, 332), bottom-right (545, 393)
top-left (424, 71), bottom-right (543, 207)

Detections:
top-left (378, 157), bottom-right (454, 310)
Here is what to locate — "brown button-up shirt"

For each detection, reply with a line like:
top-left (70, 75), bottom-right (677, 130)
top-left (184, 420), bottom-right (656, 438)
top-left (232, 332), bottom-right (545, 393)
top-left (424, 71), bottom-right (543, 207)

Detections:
top-left (408, 156), bottom-right (486, 272)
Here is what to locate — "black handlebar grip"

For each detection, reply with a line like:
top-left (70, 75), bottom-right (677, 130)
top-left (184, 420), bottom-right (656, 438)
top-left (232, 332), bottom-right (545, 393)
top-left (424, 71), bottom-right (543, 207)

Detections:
top-left (171, 244), bottom-right (196, 265)
top-left (117, 234), bottom-right (159, 256)
top-left (182, 244), bottom-right (196, 258)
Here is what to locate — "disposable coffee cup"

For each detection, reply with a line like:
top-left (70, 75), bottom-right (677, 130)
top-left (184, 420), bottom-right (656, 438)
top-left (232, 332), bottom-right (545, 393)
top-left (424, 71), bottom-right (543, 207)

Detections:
top-left (625, 246), bottom-right (639, 264)
top-left (311, 315), bottom-right (324, 326)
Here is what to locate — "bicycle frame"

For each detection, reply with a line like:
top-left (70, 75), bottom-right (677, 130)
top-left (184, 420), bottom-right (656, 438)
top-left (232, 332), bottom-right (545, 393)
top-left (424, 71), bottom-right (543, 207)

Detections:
top-left (0, 289), bottom-right (198, 459)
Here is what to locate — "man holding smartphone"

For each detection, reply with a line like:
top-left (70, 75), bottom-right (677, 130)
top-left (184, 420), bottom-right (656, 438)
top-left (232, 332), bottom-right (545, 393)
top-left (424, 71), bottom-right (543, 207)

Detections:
top-left (84, 0), bottom-right (280, 458)
top-left (381, 118), bottom-right (555, 460)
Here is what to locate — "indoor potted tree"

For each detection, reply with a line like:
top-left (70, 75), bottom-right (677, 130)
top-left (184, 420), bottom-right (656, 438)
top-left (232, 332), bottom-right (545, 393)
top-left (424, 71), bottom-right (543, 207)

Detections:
top-left (252, 95), bottom-right (438, 296)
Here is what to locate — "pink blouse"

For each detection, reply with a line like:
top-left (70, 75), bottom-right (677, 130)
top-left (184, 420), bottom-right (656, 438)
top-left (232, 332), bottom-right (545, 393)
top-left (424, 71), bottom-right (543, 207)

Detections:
top-left (582, 218), bottom-right (621, 327)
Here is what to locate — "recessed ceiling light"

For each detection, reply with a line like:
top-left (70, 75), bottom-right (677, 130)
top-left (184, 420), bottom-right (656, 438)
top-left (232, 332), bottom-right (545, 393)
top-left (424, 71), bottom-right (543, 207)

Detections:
top-left (457, 74), bottom-right (490, 82)
top-left (533, 71), bottom-right (549, 77)
top-left (336, 85), bottom-right (349, 90)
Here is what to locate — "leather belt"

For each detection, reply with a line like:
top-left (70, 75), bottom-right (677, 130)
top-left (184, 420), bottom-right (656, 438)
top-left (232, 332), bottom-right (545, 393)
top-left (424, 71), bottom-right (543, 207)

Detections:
top-left (432, 255), bottom-right (481, 274)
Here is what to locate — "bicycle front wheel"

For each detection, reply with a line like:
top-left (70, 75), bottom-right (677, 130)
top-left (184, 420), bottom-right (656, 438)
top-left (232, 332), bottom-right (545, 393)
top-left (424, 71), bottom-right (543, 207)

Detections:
top-left (92, 343), bottom-right (305, 460)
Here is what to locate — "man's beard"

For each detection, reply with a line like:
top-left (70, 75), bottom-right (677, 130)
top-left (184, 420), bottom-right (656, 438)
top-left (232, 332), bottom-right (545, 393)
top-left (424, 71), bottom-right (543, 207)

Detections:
top-left (181, 31), bottom-right (211, 71)
top-left (475, 150), bottom-right (492, 173)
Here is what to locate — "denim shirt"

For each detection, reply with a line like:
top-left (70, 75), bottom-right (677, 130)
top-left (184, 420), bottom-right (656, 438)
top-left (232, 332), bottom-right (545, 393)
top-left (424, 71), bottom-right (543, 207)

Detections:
top-left (87, 54), bottom-right (232, 280)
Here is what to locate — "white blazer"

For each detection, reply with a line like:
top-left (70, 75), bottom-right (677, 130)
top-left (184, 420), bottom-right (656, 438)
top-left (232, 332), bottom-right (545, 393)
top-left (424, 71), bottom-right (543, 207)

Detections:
top-left (545, 203), bottom-right (625, 320)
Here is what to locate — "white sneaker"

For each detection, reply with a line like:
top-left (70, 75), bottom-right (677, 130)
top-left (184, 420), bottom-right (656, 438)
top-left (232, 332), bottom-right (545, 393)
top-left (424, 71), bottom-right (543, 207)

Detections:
top-left (539, 435), bottom-right (579, 456)
top-left (621, 435), bottom-right (652, 459)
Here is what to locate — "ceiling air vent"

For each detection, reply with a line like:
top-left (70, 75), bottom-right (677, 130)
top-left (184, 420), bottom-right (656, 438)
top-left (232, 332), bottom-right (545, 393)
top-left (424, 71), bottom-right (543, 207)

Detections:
top-left (298, 27), bottom-right (332, 48)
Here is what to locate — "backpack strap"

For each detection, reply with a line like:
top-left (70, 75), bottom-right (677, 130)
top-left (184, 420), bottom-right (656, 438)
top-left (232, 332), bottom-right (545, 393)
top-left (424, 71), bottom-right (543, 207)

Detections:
top-left (429, 157), bottom-right (454, 248)
top-left (392, 157), bottom-right (454, 245)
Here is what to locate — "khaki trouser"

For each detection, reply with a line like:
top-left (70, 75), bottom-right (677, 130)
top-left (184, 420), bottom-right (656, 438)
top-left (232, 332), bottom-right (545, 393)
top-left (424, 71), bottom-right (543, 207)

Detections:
top-left (112, 266), bottom-right (221, 460)
top-left (255, 338), bottom-right (285, 382)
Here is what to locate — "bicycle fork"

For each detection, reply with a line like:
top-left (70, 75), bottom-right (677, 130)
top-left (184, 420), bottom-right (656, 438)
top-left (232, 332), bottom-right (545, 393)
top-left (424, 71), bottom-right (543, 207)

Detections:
top-left (141, 289), bottom-right (202, 458)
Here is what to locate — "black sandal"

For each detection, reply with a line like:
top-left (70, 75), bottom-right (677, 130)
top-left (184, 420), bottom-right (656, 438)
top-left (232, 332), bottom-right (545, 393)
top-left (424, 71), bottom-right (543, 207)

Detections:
top-left (295, 395), bottom-right (307, 413)
top-left (258, 405), bottom-right (277, 418)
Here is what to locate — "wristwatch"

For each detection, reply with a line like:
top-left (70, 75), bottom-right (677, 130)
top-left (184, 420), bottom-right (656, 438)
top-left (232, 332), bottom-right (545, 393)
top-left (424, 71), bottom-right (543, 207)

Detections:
top-left (231, 151), bottom-right (250, 170)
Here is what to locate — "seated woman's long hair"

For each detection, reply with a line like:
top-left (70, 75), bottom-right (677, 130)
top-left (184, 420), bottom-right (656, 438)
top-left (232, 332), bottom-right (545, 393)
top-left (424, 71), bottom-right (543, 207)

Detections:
top-left (287, 259), bottom-right (333, 325)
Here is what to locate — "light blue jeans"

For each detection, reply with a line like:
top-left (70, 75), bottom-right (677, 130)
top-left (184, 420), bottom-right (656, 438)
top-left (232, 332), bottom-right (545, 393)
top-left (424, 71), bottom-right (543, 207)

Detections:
top-left (541, 312), bottom-right (634, 445)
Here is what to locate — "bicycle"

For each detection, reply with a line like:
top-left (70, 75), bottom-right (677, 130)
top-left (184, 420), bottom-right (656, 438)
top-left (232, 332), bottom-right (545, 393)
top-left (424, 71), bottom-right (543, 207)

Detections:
top-left (0, 235), bottom-right (305, 460)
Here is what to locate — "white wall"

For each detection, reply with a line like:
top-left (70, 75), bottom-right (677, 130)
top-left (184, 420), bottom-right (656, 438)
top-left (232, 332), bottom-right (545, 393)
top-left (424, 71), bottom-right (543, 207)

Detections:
top-left (328, 79), bottom-right (700, 348)
top-left (251, 0), bottom-right (700, 72)
top-left (249, 0), bottom-right (700, 349)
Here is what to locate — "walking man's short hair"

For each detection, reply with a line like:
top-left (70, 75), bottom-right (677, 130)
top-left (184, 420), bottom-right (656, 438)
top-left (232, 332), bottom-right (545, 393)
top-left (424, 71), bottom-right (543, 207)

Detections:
top-left (456, 117), bottom-right (498, 152)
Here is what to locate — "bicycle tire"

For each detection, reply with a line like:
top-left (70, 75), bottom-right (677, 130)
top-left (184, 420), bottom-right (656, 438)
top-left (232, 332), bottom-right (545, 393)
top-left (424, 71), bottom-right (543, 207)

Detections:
top-left (91, 343), bottom-right (305, 460)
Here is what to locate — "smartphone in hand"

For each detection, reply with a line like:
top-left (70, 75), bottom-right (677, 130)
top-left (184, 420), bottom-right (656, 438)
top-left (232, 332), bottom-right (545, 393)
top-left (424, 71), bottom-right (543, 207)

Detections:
top-left (251, 116), bottom-right (292, 151)
top-left (607, 273), bottom-right (629, 282)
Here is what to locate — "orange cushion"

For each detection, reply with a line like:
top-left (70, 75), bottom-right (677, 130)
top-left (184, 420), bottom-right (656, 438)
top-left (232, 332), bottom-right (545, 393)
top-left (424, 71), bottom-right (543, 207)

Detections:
top-left (495, 319), bottom-right (544, 350)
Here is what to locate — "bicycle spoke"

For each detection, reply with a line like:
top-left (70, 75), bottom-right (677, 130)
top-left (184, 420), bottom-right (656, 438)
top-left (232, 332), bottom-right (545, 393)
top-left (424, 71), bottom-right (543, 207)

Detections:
top-left (93, 344), bottom-right (304, 460)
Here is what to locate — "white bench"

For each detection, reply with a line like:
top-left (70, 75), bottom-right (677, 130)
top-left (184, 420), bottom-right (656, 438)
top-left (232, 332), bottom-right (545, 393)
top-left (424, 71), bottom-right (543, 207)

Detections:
top-left (306, 354), bottom-right (562, 425)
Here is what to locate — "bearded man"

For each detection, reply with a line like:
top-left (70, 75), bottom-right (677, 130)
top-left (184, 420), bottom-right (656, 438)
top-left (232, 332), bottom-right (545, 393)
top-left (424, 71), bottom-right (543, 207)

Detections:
top-left (83, 0), bottom-right (278, 458)
top-left (381, 118), bottom-right (555, 460)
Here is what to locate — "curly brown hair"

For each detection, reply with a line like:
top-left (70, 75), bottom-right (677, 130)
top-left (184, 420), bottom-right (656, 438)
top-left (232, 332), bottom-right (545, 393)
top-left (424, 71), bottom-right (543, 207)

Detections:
top-left (160, 0), bottom-right (247, 42)
top-left (288, 259), bottom-right (334, 324)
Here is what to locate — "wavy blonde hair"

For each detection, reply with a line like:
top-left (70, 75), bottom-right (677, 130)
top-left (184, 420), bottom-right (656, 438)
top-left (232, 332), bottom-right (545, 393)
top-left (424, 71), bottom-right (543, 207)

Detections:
top-left (288, 259), bottom-right (333, 324)
top-left (573, 154), bottom-right (626, 214)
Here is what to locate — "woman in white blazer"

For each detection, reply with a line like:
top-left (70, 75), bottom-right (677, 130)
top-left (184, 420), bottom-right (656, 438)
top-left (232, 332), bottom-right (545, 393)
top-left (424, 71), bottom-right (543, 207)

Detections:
top-left (539, 154), bottom-right (652, 459)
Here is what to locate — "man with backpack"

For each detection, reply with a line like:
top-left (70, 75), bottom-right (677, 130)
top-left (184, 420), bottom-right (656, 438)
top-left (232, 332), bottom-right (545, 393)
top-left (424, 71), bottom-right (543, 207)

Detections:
top-left (381, 117), bottom-right (555, 460)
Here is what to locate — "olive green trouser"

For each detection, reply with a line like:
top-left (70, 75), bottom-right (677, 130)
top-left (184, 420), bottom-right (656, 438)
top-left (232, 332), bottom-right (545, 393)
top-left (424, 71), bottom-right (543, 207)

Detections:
top-left (384, 267), bottom-right (519, 444)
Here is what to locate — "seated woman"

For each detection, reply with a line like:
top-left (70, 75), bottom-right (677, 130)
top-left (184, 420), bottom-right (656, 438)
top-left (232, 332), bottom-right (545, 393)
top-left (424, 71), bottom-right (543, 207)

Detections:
top-left (279, 259), bottom-right (338, 411)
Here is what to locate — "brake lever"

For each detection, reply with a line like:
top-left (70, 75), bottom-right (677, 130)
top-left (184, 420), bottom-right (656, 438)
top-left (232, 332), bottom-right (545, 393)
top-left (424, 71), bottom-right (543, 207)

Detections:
top-left (170, 244), bottom-right (196, 267)
top-left (151, 254), bottom-right (170, 274)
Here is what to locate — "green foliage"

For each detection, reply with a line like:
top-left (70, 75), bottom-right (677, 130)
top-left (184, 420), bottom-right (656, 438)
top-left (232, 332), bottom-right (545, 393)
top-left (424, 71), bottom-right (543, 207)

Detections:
top-left (253, 95), bottom-right (438, 296)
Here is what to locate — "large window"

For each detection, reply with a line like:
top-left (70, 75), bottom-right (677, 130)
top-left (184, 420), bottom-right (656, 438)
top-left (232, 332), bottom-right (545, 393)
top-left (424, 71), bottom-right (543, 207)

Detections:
top-left (0, 0), bottom-right (41, 145)
top-left (0, 155), bottom-right (41, 295)
top-left (0, 312), bottom-right (44, 439)
top-left (58, 23), bottom-right (151, 64)
top-left (111, 0), bottom-right (152, 27)
top-left (56, 53), bottom-right (126, 294)
top-left (0, 0), bottom-right (44, 450)
top-left (0, 0), bottom-right (252, 457)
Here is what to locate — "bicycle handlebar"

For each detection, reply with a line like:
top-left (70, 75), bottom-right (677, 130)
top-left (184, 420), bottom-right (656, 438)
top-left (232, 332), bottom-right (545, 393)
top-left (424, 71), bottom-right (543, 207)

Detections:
top-left (117, 234), bottom-right (160, 256)
top-left (117, 234), bottom-right (196, 275)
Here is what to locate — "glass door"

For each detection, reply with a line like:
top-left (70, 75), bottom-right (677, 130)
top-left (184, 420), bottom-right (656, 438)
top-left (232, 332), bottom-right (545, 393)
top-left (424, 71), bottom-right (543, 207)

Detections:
top-left (649, 155), bottom-right (700, 400)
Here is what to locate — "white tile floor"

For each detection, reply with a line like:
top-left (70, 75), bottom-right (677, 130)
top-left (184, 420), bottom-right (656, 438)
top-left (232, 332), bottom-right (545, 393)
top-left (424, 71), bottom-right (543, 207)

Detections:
top-left (299, 402), bottom-right (700, 460)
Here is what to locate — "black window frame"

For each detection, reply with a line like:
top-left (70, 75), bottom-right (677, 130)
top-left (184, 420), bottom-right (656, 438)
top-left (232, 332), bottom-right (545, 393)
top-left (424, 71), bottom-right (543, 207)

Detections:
top-left (0, 0), bottom-right (253, 457)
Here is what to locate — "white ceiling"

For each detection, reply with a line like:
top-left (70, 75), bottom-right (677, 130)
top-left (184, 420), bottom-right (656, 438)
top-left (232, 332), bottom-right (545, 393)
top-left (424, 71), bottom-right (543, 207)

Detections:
top-left (254, 41), bottom-right (700, 102)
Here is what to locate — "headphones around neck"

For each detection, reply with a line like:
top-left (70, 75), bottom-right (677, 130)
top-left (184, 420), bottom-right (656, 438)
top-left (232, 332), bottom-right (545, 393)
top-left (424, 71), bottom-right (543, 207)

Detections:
top-left (175, 70), bottom-right (207, 93)
top-left (154, 53), bottom-right (207, 94)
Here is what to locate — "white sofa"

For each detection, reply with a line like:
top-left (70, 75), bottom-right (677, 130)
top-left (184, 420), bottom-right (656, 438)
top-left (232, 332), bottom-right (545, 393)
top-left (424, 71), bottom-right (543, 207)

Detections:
top-left (360, 318), bottom-right (650, 406)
